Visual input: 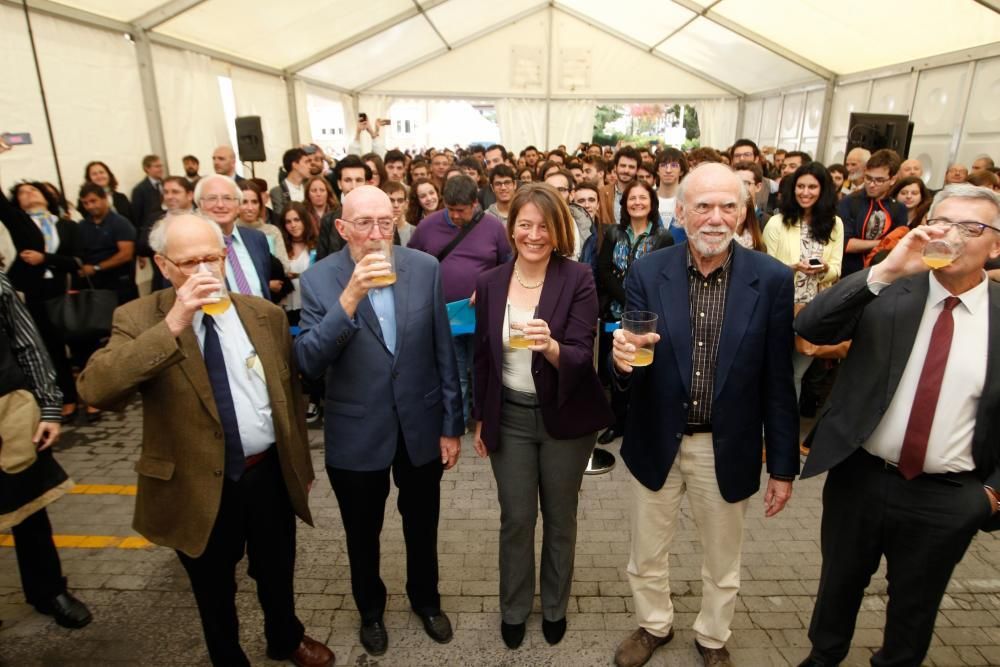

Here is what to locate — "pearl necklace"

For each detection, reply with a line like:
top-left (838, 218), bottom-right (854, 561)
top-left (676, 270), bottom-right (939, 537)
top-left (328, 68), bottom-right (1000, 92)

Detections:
top-left (513, 263), bottom-right (544, 289)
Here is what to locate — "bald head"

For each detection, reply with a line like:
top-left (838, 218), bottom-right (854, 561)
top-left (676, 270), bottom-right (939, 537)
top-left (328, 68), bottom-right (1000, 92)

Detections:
top-left (213, 145), bottom-right (236, 176)
top-left (899, 158), bottom-right (923, 179)
top-left (678, 162), bottom-right (747, 207)
top-left (337, 186), bottom-right (394, 262)
top-left (945, 163), bottom-right (969, 185)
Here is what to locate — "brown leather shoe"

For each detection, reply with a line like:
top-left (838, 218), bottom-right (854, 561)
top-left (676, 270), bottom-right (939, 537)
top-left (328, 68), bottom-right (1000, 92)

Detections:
top-left (694, 640), bottom-right (733, 667)
top-left (614, 627), bottom-right (674, 667)
top-left (289, 635), bottom-right (335, 667)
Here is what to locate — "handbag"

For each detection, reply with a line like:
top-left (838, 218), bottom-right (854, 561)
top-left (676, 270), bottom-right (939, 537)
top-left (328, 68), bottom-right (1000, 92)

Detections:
top-left (0, 389), bottom-right (40, 474)
top-left (793, 303), bottom-right (851, 360)
top-left (44, 270), bottom-right (118, 341)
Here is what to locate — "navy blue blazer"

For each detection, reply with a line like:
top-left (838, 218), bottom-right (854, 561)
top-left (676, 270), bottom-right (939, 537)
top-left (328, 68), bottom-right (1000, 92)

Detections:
top-left (618, 242), bottom-right (799, 501)
top-left (294, 246), bottom-right (464, 471)
top-left (472, 255), bottom-right (613, 452)
top-left (233, 226), bottom-right (274, 302)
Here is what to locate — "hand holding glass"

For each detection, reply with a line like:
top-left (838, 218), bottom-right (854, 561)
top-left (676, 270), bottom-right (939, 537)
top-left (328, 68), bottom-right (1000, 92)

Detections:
top-left (621, 311), bottom-right (658, 367)
top-left (508, 304), bottom-right (539, 350)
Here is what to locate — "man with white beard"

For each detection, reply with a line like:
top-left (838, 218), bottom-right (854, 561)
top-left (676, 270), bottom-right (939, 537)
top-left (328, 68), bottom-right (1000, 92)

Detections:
top-left (609, 164), bottom-right (800, 667)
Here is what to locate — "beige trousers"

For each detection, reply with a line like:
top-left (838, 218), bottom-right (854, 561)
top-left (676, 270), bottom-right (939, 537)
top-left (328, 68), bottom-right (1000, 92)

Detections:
top-left (626, 432), bottom-right (749, 649)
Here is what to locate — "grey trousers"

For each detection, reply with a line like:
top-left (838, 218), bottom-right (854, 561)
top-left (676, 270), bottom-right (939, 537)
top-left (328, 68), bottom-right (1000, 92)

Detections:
top-left (489, 389), bottom-right (596, 624)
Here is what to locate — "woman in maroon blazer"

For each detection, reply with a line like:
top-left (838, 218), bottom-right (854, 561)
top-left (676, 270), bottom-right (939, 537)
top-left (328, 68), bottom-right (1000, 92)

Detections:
top-left (472, 183), bottom-right (613, 649)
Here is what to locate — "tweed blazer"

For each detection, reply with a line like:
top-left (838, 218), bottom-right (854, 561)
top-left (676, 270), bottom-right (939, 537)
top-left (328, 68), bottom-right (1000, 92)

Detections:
top-left (77, 290), bottom-right (314, 557)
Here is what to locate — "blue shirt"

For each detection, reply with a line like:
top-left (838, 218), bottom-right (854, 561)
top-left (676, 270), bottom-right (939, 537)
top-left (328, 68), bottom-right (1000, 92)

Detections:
top-left (368, 284), bottom-right (397, 355)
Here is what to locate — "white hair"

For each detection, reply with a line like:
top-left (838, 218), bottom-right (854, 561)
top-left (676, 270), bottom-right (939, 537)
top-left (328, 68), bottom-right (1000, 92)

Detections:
top-left (930, 184), bottom-right (1000, 227)
top-left (676, 162), bottom-right (748, 209)
top-left (193, 173), bottom-right (243, 205)
top-left (148, 213), bottom-right (225, 254)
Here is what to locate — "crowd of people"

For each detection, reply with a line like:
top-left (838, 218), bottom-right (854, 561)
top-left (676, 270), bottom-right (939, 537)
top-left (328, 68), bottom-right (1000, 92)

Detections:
top-left (1, 129), bottom-right (999, 667)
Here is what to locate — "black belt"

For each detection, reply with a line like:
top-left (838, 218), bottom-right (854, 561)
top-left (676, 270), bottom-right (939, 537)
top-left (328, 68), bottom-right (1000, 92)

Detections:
top-left (684, 423), bottom-right (712, 435)
top-left (859, 448), bottom-right (973, 485)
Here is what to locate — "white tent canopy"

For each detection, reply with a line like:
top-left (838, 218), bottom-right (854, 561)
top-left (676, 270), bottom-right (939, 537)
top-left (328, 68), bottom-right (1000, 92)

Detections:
top-left (2, 0), bottom-right (999, 197)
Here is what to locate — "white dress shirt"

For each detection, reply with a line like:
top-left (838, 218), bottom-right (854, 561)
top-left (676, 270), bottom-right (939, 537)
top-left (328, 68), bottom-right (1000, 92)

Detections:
top-left (286, 180), bottom-right (304, 203)
top-left (193, 305), bottom-right (275, 457)
top-left (864, 272), bottom-right (989, 473)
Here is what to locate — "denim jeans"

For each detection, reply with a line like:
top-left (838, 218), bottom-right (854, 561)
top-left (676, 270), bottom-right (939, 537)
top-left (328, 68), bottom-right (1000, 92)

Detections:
top-left (452, 334), bottom-right (474, 424)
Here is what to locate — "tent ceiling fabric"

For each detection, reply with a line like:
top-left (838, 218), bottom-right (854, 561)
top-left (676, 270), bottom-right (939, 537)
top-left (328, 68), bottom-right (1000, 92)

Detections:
top-left (21, 0), bottom-right (1000, 97)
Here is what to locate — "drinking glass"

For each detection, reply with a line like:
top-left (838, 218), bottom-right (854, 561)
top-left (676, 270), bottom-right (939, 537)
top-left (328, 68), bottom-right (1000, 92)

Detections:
top-left (508, 304), bottom-right (538, 350)
top-left (621, 311), bottom-right (658, 367)
top-left (199, 261), bottom-right (231, 315)
top-left (370, 239), bottom-right (397, 286)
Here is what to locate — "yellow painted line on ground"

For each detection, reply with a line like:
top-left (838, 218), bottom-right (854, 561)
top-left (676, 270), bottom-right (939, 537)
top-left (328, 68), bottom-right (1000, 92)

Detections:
top-left (69, 484), bottom-right (137, 495)
top-left (0, 534), bottom-right (153, 549)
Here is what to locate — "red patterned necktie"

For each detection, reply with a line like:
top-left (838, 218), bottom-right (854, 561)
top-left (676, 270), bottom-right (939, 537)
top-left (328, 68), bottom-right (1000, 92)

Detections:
top-left (897, 296), bottom-right (960, 479)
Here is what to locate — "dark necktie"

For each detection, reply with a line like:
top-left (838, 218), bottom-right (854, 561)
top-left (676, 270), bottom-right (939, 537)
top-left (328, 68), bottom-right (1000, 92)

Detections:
top-left (202, 315), bottom-right (245, 481)
top-left (897, 296), bottom-right (960, 480)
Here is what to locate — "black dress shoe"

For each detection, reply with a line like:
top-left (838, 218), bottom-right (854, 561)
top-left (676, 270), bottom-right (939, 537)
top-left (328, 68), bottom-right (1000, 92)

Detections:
top-left (34, 592), bottom-right (92, 629)
top-left (360, 619), bottom-right (388, 655)
top-left (417, 612), bottom-right (453, 644)
top-left (501, 621), bottom-right (526, 649)
top-left (597, 427), bottom-right (621, 445)
top-left (542, 617), bottom-right (567, 645)
top-left (796, 657), bottom-right (828, 667)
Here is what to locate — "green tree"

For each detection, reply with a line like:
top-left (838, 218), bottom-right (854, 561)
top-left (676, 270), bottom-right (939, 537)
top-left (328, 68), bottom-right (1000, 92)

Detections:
top-left (593, 104), bottom-right (623, 142)
top-left (683, 105), bottom-right (700, 141)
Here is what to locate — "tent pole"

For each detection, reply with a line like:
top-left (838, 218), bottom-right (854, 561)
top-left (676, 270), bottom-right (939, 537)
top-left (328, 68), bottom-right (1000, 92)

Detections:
top-left (133, 28), bottom-right (168, 166)
top-left (544, 5), bottom-right (554, 148)
top-left (286, 77), bottom-right (301, 146)
top-left (20, 0), bottom-right (64, 194)
top-left (815, 79), bottom-right (835, 163)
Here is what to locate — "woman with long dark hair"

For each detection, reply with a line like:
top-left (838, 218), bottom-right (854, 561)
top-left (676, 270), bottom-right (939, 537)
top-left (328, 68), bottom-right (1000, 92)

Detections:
top-left (0, 182), bottom-right (82, 420)
top-left (303, 175), bottom-right (340, 238)
top-left (406, 178), bottom-right (442, 227)
top-left (595, 179), bottom-right (673, 443)
top-left (889, 176), bottom-right (932, 227)
top-left (762, 162), bottom-right (844, 397)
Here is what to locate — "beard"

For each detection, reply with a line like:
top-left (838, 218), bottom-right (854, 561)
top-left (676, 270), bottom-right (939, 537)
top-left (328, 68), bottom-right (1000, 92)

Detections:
top-left (689, 224), bottom-right (735, 257)
top-left (184, 167), bottom-right (198, 178)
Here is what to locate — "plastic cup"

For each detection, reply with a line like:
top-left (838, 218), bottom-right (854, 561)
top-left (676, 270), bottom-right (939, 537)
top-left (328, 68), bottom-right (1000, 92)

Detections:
top-left (622, 310), bottom-right (658, 367)
top-left (370, 239), bottom-right (397, 286)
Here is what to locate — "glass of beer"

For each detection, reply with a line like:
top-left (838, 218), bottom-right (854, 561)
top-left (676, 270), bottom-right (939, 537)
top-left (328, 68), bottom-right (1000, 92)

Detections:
top-left (508, 304), bottom-right (538, 350)
top-left (369, 239), bottom-right (397, 287)
top-left (922, 228), bottom-right (963, 270)
top-left (199, 260), bottom-right (231, 315)
top-left (622, 311), bottom-right (658, 367)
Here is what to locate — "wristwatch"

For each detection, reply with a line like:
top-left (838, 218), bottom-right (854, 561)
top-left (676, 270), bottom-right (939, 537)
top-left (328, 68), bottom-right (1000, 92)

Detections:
top-left (93, 263), bottom-right (102, 272)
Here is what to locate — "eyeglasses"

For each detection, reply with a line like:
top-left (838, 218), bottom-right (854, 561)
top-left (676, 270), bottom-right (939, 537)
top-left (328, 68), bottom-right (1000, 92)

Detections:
top-left (492, 179), bottom-right (515, 188)
top-left (659, 162), bottom-right (681, 169)
top-left (201, 195), bottom-right (239, 205)
top-left (863, 175), bottom-right (891, 185)
top-left (926, 218), bottom-right (1000, 237)
top-left (344, 217), bottom-right (395, 234)
top-left (160, 254), bottom-right (224, 275)
top-left (732, 152), bottom-right (755, 161)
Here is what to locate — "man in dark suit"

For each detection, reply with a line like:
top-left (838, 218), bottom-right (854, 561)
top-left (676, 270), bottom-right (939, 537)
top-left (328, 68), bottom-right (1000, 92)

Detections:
top-left (195, 174), bottom-right (273, 300)
top-left (610, 163), bottom-right (799, 667)
top-left (295, 186), bottom-right (464, 657)
top-left (129, 154), bottom-right (164, 230)
top-left (795, 184), bottom-right (1000, 667)
top-left (77, 214), bottom-right (333, 667)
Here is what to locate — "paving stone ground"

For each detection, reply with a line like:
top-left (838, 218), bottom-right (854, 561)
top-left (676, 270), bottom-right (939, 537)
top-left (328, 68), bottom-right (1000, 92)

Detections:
top-left (1, 400), bottom-right (998, 666)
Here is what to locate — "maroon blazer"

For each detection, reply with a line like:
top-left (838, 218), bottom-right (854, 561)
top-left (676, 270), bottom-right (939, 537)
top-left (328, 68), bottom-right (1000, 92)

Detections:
top-left (472, 255), bottom-right (614, 452)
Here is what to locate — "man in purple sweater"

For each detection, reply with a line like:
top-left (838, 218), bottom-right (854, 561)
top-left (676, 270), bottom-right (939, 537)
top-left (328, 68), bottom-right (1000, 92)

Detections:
top-left (408, 175), bottom-right (511, 423)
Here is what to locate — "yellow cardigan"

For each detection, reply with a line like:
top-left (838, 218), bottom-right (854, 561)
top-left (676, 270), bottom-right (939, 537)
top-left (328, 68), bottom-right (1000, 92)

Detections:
top-left (762, 214), bottom-right (844, 288)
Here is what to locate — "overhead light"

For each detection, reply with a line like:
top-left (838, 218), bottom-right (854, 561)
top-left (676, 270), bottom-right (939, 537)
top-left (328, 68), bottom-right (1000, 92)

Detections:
top-left (123, 33), bottom-right (135, 43)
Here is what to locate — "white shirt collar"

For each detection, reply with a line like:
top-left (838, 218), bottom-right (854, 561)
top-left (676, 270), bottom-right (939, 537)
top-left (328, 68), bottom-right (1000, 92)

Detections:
top-left (928, 270), bottom-right (989, 315)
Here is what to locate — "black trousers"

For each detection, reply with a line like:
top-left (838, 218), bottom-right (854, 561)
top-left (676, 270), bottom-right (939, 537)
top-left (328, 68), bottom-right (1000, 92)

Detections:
top-left (807, 448), bottom-right (991, 667)
top-left (25, 300), bottom-right (76, 405)
top-left (326, 433), bottom-right (444, 624)
top-left (176, 453), bottom-right (303, 667)
top-left (12, 507), bottom-right (65, 606)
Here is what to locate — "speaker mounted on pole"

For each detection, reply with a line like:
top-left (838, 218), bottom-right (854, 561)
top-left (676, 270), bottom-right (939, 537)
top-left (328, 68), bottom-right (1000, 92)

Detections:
top-left (235, 116), bottom-right (266, 162)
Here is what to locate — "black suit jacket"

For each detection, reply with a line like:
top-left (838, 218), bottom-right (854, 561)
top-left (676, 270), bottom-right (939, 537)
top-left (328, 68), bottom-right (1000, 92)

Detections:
top-left (0, 191), bottom-right (81, 302)
top-left (129, 179), bottom-right (162, 230)
top-left (797, 269), bottom-right (1000, 531)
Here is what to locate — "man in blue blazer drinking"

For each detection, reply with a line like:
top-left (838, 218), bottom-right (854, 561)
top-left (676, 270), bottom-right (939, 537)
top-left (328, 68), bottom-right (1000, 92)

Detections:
top-left (294, 186), bottom-right (464, 658)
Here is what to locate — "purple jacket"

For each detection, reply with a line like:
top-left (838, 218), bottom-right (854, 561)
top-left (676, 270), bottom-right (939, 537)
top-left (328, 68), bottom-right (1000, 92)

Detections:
top-left (407, 208), bottom-right (511, 302)
top-left (472, 255), bottom-right (614, 451)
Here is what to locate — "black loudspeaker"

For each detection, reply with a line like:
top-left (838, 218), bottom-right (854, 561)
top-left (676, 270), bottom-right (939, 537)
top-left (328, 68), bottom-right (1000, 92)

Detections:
top-left (846, 113), bottom-right (914, 158)
top-left (235, 116), bottom-right (266, 162)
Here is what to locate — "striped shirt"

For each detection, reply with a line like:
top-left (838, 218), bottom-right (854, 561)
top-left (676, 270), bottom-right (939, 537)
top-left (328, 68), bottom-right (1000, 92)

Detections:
top-left (0, 272), bottom-right (62, 421)
top-left (687, 244), bottom-right (734, 425)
